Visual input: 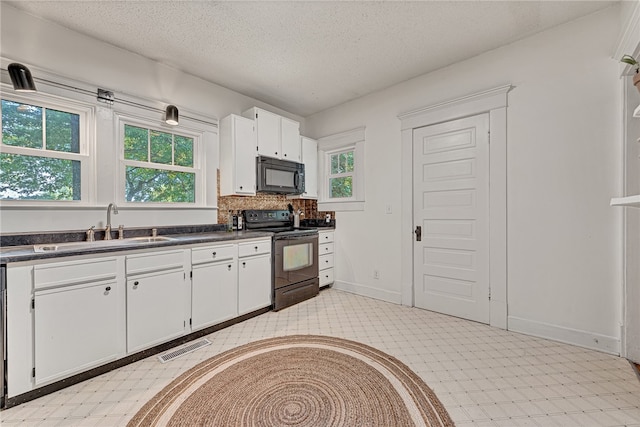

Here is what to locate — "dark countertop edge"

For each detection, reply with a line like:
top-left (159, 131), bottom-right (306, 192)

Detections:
top-left (0, 230), bottom-right (275, 264)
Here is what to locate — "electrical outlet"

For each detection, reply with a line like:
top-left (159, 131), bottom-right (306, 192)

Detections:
top-left (374, 270), bottom-right (380, 279)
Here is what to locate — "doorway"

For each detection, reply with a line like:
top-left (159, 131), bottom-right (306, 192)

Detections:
top-left (413, 114), bottom-right (490, 323)
top-left (398, 85), bottom-right (510, 329)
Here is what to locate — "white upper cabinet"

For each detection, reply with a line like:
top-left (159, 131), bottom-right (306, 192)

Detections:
top-left (220, 114), bottom-right (257, 196)
top-left (281, 117), bottom-right (302, 162)
top-left (288, 136), bottom-right (318, 199)
top-left (243, 107), bottom-right (301, 162)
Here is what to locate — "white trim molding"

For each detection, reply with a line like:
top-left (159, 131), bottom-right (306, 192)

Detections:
top-left (398, 84), bottom-right (511, 330)
top-left (508, 316), bottom-right (620, 355)
top-left (614, 1), bottom-right (640, 77)
top-left (332, 280), bottom-right (402, 305)
top-left (317, 126), bottom-right (366, 212)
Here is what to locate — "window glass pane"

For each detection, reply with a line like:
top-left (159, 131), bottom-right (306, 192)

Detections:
top-left (330, 151), bottom-right (354, 175)
top-left (124, 125), bottom-right (148, 161)
top-left (0, 153), bottom-right (81, 200)
top-left (150, 130), bottom-right (172, 165)
top-left (174, 135), bottom-right (193, 167)
top-left (345, 151), bottom-right (354, 172)
top-left (330, 176), bottom-right (352, 198)
top-left (125, 166), bottom-right (195, 203)
top-left (45, 108), bottom-right (80, 153)
top-left (2, 100), bottom-right (43, 149)
top-left (330, 153), bottom-right (340, 174)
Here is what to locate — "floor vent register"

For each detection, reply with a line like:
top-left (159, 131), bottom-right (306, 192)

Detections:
top-left (157, 339), bottom-right (212, 363)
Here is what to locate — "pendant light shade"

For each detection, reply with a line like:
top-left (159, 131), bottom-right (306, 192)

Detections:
top-left (8, 63), bottom-right (37, 92)
top-left (165, 105), bottom-right (179, 125)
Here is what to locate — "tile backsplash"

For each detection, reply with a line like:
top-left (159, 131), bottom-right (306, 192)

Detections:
top-left (217, 170), bottom-right (333, 224)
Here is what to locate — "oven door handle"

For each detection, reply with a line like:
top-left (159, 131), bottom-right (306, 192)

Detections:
top-left (293, 171), bottom-right (300, 188)
top-left (276, 235), bottom-right (318, 241)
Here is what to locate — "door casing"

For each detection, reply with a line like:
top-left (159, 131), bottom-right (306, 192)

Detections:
top-left (398, 85), bottom-right (511, 329)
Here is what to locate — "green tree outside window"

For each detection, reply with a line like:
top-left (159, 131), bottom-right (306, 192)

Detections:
top-left (329, 150), bottom-right (354, 198)
top-left (1, 99), bottom-right (81, 200)
top-left (123, 124), bottom-right (196, 203)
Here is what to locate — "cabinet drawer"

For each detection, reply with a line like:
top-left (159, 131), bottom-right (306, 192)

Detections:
top-left (238, 240), bottom-right (271, 258)
top-left (192, 244), bottom-right (236, 265)
top-left (319, 231), bottom-right (334, 243)
top-left (34, 258), bottom-right (117, 290)
top-left (319, 242), bottom-right (334, 255)
top-left (320, 268), bottom-right (334, 286)
top-left (126, 250), bottom-right (184, 275)
top-left (319, 253), bottom-right (334, 270)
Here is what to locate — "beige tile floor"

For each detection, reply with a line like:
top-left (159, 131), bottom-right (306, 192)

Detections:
top-left (1, 288), bottom-right (639, 426)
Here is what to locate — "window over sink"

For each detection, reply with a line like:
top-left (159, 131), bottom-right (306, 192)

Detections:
top-left (0, 94), bottom-right (93, 202)
top-left (118, 117), bottom-right (203, 205)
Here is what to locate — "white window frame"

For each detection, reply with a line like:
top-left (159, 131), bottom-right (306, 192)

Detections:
top-left (0, 91), bottom-right (96, 206)
top-left (116, 113), bottom-right (205, 207)
top-left (318, 126), bottom-right (365, 211)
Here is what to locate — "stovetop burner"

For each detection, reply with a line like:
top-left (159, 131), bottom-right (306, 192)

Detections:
top-left (243, 209), bottom-right (318, 238)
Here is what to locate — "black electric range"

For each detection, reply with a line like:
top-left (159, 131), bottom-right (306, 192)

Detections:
top-left (244, 209), bottom-right (319, 310)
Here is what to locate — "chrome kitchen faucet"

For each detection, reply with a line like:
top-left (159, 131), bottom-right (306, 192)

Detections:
top-left (105, 202), bottom-right (119, 240)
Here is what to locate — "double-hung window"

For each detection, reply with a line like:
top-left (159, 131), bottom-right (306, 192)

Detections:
top-left (119, 119), bottom-right (202, 205)
top-left (318, 127), bottom-right (365, 211)
top-left (0, 95), bottom-right (92, 202)
top-left (328, 149), bottom-right (354, 199)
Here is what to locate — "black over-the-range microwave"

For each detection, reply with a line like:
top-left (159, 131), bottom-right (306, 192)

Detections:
top-left (256, 155), bottom-right (305, 195)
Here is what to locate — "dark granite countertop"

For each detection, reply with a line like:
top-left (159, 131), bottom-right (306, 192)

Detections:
top-left (0, 220), bottom-right (336, 264)
top-left (0, 229), bottom-right (274, 264)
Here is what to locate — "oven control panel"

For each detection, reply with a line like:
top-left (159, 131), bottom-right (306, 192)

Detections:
top-left (244, 209), bottom-right (291, 224)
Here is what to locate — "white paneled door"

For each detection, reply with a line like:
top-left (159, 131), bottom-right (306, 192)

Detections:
top-left (413, 114), bottom-right (490, 324)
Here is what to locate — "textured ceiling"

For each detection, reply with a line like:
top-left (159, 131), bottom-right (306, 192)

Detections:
top-left (5, 1), bottom-right (615, 117)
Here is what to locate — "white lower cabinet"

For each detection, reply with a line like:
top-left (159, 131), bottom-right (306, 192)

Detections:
top-left (34, 279), bottom-right (119, 385)
top-left (191, 243), bottom-right (238, 330)
top-left (32, 257), bottom-right (122, 386)
top-left (7, 237), bottom-right (274, 399)
top-left (238, 239), bottom-right (272, 315)
top-left (318, 230), bottom-right (335, 287)
top-left (126, 250), bottom-right (187, 353)
top-left (126, 270), bottom-right (185, 353)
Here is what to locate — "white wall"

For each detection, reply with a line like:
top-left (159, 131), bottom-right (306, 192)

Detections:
top-left (0, 4), bottom-right (304, 232)
top-left (305, 6), bottom-right (623, 353)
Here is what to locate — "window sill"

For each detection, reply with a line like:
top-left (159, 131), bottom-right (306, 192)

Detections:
top-left (317, 201), bottom-right (364, 212)
top-left (0, 202), bottom-right (217, 210)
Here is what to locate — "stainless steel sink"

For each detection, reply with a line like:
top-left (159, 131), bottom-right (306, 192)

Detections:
top-left (34, 240), bottom-right (123, 253)
top-left (124, 236), bottom-right (175, 243)
top-left (33, 236), bottom-right (175, 252)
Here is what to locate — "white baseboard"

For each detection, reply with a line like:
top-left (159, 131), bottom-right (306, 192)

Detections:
top-left (332, 280), bottom-right (402, 305)
top-left (508, 316), bottom-right (620, 355)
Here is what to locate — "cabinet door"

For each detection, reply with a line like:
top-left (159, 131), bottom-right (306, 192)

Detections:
top-left (34, 280), bottom-right (119, 385)
top-left (301, 137), bottom-right (318, 198)
top-left (220, 114), bottom-right (256, 196)
top-left (234, 115), bottom-right (257, 194)
top-left (254, 109), bottom-right (280, 158)
top-left (126, 270), bottom-right (185, 353)
top-left (281, 118), bottom-right (301, 162)
top-left (238, 254), bottom-right (272, 315)
top-left (192, 260), bottom-right (238, 330)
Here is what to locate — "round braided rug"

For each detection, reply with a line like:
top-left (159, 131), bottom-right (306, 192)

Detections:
top-left (128, 335), bottom-right (455, 427)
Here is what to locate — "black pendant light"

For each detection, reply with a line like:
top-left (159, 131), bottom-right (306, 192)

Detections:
top-left (165, 105), bottom-right (179, 125)
top-left (8, 63), bottom-right (37, 92)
